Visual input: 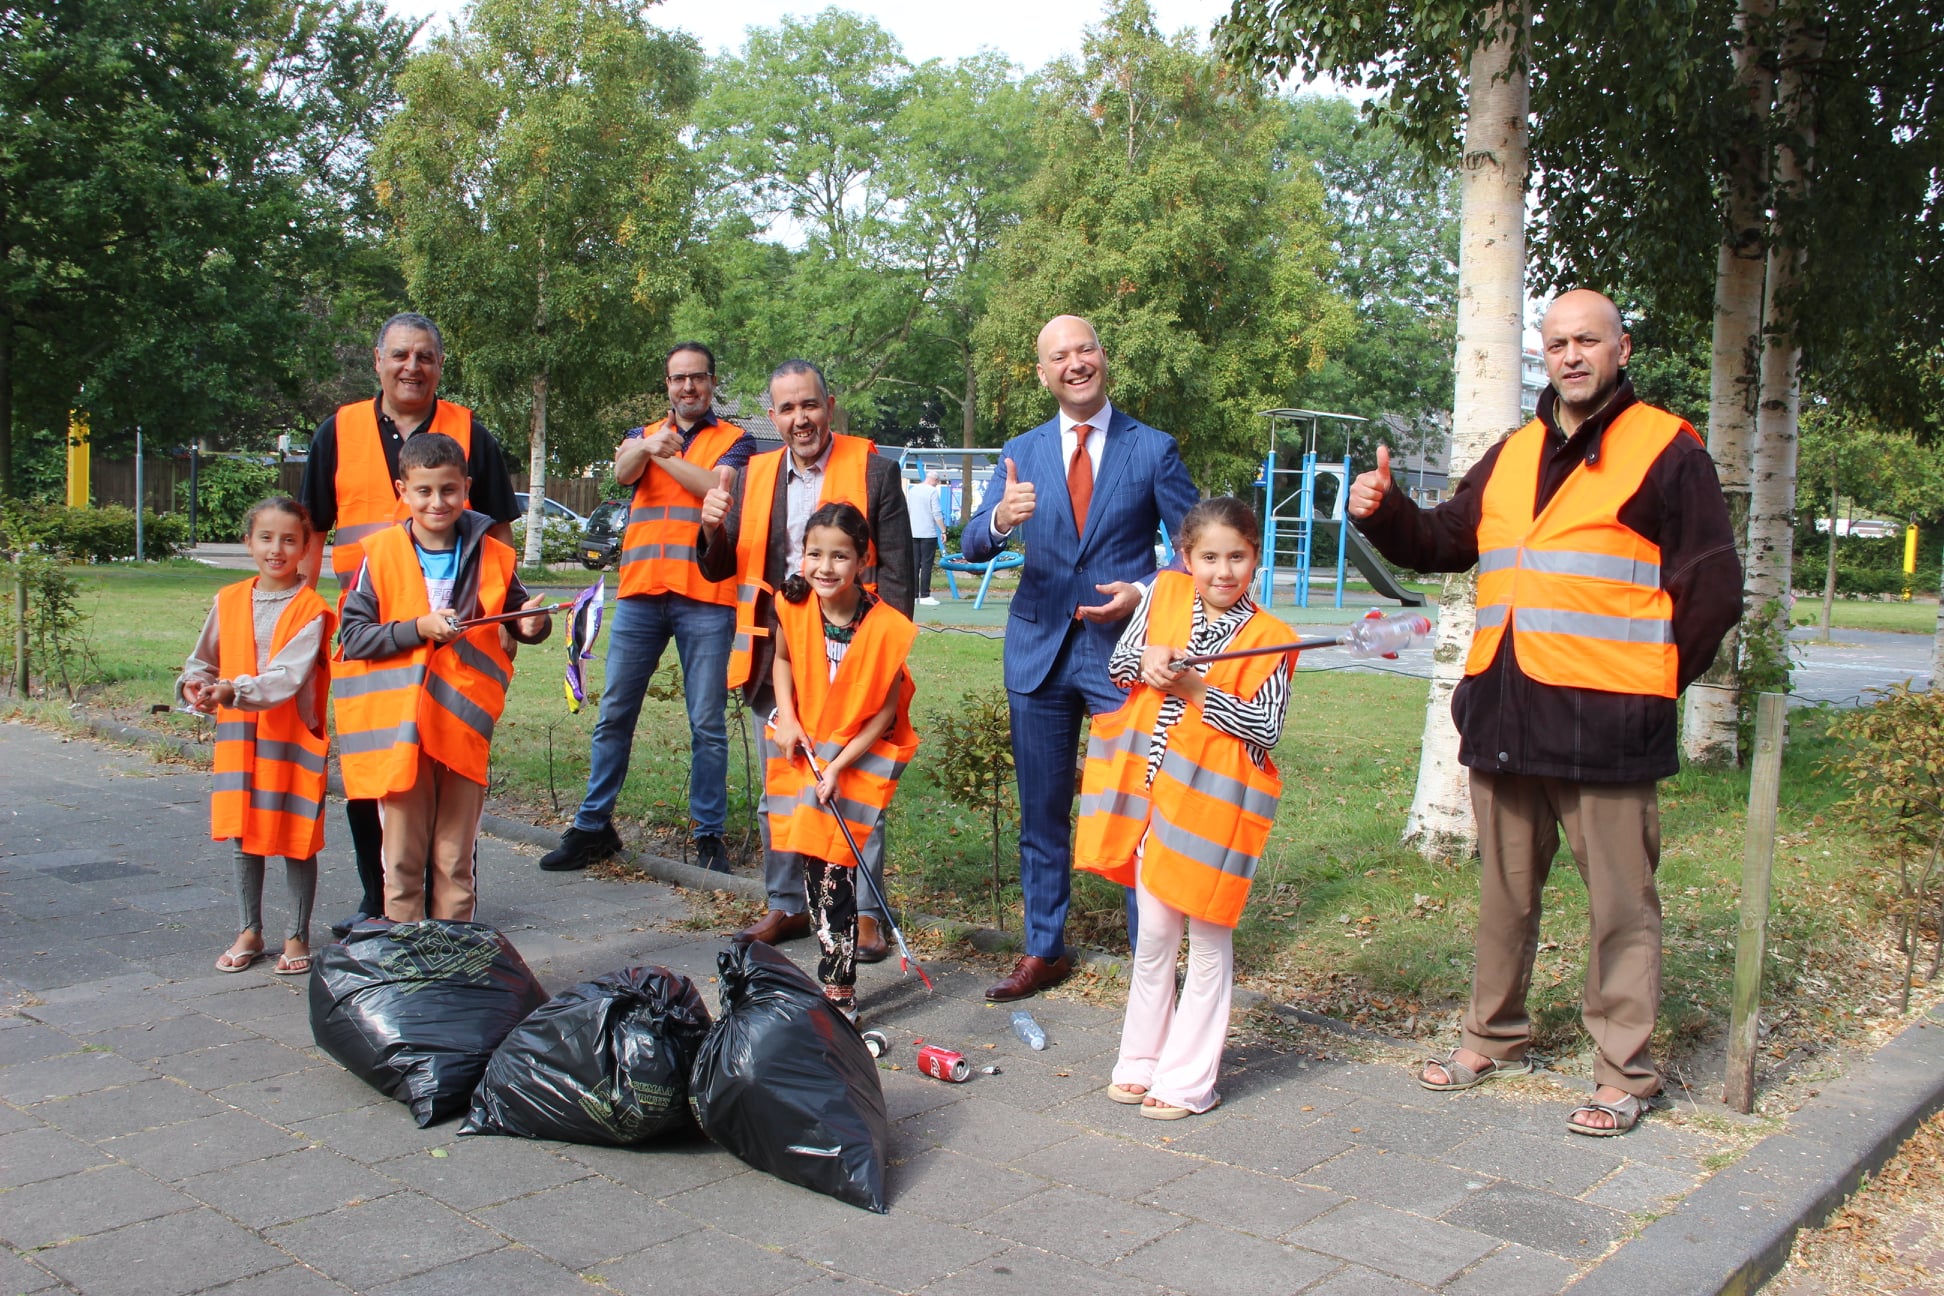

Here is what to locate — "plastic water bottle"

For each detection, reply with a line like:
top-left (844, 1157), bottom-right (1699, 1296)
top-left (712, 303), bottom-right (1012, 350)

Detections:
top-left (1342, 612), bottom-right (1432, 658)
top-left (1010, 1010), bottom-right (1047, 1050)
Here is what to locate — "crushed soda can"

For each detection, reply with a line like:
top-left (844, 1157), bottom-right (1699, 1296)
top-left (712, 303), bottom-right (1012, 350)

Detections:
top-left (861, 1030), bottom-right (889, 1059)
top-left (980, 1065), bottom-right (1002, 1076)
top-left (916, 1044), bottom-right (971, 1083)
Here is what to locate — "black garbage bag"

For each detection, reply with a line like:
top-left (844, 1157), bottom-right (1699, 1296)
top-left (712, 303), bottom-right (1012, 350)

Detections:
top-left (461, 965), bottom-right (712, 1144)
top-left (688, 940), bottom-right (889, 1212)
top-left (309, 920), bottom-right (548, 1127)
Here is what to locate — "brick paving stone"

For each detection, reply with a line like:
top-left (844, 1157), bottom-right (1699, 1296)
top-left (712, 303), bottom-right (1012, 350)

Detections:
top-left (555, 1137), bottom-right (744, 1199)
top-left (104, 1109), bottom-right (310, 1181)
top-left (0, 1102), bottom-right (38, 1135)
top-left (1139, 1162), bottom-right (1341, 1239)
top-left (31, 1078), bottom-right (231, 1140)
top-left (894, 1095), bottom-right (1085, 1164)
top-left (380, 1136), bottom-right (590, 1211)
top-left (195, 984), bottom-right (309, 1029)
top-left (1285, 1201), bottom-right (1499, 1287)
top-left (1010, 1131), bottom-right (1199, 1200)
top-left (1299, 1266), bottom-right (1434, 1295)
top-left (1444, 1242), bottom-right (1583, 1296)
top-left (291, 1104), bottom-right (456, 1163)
top-left (1111, 1221), bottom-right (1339, 1296)
top-left (1299, 1147), bottom-right (1496, 1218)
top-left (0, 1025), bottom-right (79, 1067)
top-left (786, 1206), bottom-right (1007, 1290)
top-left (878, 1071), bottom-right (967, 1122)
top-left (182, 1146), bottom-right (404, 1228)
top-left (0, 1049), bottom-right (157, 1104)
top-left (0, 1246), bottom-right (61, 1294)
top-left (978, 1185), bottom-right (1184, 1264)
top-left (365, 1246), bottom-right (597, 1296)
top-left (918, 1243), bottom-right (1169, 1296)
top-left (775, 1274), bottom-right (900, 1296)
top-left (90, 1012), bottom-right (254, 1061)
top-left (20, 975), bottom-right (171, 1033)
top-left (1169, 1113), bottom-right (1353, 1178)
top-left (212, 1066), bottom-right (386, 1127)
top-left (1, 947), bottom-right (146, 992)
top-left (474, 1177), bottom-right (696, 1268)
top-left (1446, 1126), bottom-right (1625, 1197)
top-left (1329, 1100), bottom-right (1490, 1160)
top-left (1440, 1181), bottom-right (1630, 1260)
top-left (1582, 1160), bottom-right (1701, 1214)
top-left (196, 1264), bottom-right (358, 1296)
top-left (889, 1148), bottom-right (1054, 1221)
top-left (268, 1192), bottom-right (501, 1290)
top-left (36, 1208), bottom-right (289, 1296)
top-left (160, 1040), bottom-right (320, 1091)
top-left (975, 1057), bottom-right (1113, 1114)
top-left (0, 1163), bottom-right (196, 1248)
top-left (0, 1125), bottom-right (110, 1187)
top-left (595, 1225), bottom-right (818, 1296)
top-left (663, 1167), bottom-right (876, 1247)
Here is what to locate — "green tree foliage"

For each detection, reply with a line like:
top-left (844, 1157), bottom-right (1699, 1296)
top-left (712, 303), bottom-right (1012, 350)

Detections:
top-left (374, 0), bottom-right (702, 517)
top-left (978, 0), bottom-right (1354, 490)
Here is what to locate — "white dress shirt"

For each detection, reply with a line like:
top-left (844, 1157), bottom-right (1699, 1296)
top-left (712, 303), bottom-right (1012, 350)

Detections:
top-left (992, 400), bottom-right (1113, 539)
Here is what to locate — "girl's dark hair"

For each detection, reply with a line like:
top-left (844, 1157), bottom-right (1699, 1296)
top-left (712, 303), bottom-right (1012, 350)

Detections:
top-left (780, 502), bottom-right (872, 604)
top-left (240, 495), bottom-right (313, 542)
top-left (1178, 496), bottom-right (1261, 554)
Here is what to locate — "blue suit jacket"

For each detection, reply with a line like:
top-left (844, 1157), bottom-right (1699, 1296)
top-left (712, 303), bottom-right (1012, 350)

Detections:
top-left (965, 410), bottom-right (1198, 704)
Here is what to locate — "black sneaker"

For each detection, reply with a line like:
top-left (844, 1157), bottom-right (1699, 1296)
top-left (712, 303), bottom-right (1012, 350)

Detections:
top-left (328, 912), bottom-right (371, 940)
top-left (540, 823), bottom-right (623, 872)
top-left (695, 834), bottom-right (730, 873)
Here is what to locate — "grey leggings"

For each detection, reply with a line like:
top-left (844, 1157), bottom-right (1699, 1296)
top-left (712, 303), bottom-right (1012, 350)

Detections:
top-left (234, 846), bottom-right (317, 943)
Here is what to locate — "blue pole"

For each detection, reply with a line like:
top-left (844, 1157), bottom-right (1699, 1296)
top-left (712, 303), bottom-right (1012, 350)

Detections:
top-left (1296, 449), bottom-right (1317, 609)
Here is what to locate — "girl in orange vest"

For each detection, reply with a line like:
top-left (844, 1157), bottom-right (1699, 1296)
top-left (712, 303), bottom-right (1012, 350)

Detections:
top-left (1076, 498), bottom-right (1295, 1118)
top-left (177, 497), bottom-right (335, 975)
top-left (765, 502), bottom-right (918, 1021)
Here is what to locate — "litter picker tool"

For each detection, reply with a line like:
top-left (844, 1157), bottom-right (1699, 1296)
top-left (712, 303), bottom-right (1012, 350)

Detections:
top-left (444, 577), bottom-right (603, 633)
top-left (799, 745), bottom-right (934, 992)
top-left (1171, 611), bottom-right (1431, 670)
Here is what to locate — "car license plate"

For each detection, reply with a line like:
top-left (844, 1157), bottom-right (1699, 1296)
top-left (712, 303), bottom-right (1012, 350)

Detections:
top-left (584, 549), bottom-right (601, 562)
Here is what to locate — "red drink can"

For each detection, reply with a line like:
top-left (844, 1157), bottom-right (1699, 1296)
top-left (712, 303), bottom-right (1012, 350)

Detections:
top-left (916, 1044), bottom-right (971, 1083)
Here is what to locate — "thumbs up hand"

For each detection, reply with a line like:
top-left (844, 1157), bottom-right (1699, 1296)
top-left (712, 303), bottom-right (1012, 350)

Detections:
top-left (994, 457), bottom-right (1037, 531)
top-left (701, 464), bottom-right (736, 532)
top-left (1347, 444), bottom-right (1393, 520)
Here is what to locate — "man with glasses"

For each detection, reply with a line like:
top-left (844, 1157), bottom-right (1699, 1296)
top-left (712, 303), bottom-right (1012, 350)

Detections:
top-left (539, 343), bottom-right (758, 874)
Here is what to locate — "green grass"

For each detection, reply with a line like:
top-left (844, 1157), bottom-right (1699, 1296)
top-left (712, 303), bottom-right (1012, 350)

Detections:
top-left (1792, 595), bottom-right (1938, 634)
top-left (12, 561), bottom-right (1924, 1076)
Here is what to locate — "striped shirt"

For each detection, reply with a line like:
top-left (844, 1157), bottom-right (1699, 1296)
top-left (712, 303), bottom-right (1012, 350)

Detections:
top-left (1108, 583), bottom-right (1291, 787)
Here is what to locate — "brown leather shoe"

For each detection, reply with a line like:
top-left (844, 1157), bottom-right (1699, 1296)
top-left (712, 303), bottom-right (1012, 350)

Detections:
top-left (985, 954), bottom-right (1073, 1002)
top-left (738, 909), bottom-right (811, 945)
top-left (855, 915), bottom-right (889, 964)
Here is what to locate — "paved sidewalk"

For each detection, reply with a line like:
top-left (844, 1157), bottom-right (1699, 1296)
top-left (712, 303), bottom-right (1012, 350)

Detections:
top-left (0, 721), bottom-right (1812, 1294)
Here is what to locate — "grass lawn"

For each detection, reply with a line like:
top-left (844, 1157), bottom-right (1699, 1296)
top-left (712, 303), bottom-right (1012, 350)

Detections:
top-left (1793, 595), bottom-right (1938, 635)
top-left (9, 559), bottom-right (1933, 1088)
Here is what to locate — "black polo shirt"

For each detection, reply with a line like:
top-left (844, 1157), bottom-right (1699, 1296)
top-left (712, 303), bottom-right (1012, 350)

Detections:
top-left (298, 396), bottom-right (521, 534)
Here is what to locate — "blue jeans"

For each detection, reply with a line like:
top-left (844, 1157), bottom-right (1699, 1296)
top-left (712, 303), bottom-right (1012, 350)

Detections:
top-left (575, 593), bottom-right (734, 838)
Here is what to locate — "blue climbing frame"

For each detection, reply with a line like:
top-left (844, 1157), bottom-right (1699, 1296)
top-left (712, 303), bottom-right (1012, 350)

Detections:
top-left (1255, 408), bottom-right (1362, 609)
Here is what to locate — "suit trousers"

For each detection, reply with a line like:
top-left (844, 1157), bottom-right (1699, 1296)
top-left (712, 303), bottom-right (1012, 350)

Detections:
top-left (1463, 771), bottom-right (1663, 1097)
top-left (379, 752), bottom-right (485, 923)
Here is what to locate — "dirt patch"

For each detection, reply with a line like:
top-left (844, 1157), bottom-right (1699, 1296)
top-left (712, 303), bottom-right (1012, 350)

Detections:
top-left (1768, 1110), bottom-right (1944, 1294)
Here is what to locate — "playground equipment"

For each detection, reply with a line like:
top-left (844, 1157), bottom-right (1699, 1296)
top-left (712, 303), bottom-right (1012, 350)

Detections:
top-left (1255, 409), bottom-right (1425, 609)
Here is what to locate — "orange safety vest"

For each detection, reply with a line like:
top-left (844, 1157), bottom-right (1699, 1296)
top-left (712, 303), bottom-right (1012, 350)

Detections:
top-left (211, 580), bottom-right (335, 859)
top-left (763, 593), bottom-right (918, 863)
top-left (1074, 572), bottom-right (1292, 928)
top-left (617, 417), bottom-right (743, 605)
top-left (331, 523), bottom-right (515, 793)
top-left (1467, 403), bottom-right (1699, 698)
top-left (330, 398), bottom-right (475, 583)
top-left (727, 434), bottom-right (877, 689)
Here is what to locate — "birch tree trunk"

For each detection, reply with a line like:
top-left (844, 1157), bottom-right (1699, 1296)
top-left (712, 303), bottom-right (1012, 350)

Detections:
top-left (1931, 564), bottom-right (1944, 685)
top-left (1742, 15), bottom-right (1823, 679)
top-left (1682, 0), bottom-right (1772, 765)
top-left (523, 369), bottom-right (549, 568)
top-left (1403, 2), bottom-right (1528, 860)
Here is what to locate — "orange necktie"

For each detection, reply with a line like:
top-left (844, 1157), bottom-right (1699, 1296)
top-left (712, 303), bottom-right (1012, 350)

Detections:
top-left (1068, 423), bottom-right (1093, 537)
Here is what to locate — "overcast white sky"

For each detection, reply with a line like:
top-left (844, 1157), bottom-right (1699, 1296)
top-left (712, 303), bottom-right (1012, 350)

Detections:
top-left (385, 0), bottom-right (1238, 71)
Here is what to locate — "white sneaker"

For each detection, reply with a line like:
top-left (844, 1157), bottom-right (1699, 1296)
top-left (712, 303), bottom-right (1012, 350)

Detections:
top-left (919, 596), bottom-right (940, 606)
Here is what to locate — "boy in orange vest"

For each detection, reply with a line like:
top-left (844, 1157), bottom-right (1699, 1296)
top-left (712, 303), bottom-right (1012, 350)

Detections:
top-left (334, 433), bottom-right (551, 923)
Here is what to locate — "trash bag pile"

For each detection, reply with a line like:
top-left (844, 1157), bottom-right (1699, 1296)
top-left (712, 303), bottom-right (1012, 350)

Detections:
top-left (688, 939), bottom-right (890, 1212)
top-left (309, 920), bottom-right (548, 1127)
top-left (463, 965), bottom-right (712, 1145)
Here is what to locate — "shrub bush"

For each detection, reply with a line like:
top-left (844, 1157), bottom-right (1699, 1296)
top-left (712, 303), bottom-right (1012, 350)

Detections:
top-left (511, 515), bottom-right (583, 567)
top-left (181, 456), bottom-right (280, 541)
top-left (0, 501), bottom-right (186, 562)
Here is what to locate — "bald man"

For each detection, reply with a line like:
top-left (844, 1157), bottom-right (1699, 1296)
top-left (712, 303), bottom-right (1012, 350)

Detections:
top-left (1348, 289), bottom-right (1741, 1137)
top-left (964, 315), bottom-right (1198, 1002)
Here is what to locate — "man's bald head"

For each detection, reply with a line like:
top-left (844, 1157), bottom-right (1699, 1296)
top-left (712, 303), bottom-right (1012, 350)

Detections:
top-left (1540, 290), bottom-right (1632, 432)
top-left (1541, 289), bottom-right (1625, 339)
top-left (1036, 315), bottom-right (1109, 422)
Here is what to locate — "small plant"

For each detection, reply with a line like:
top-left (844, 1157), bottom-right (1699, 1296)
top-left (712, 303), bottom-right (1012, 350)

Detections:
top-left (1738, 598), bottom-right (1796, 760)
top-left (924, 688), bottom-right (1017, 929)
top-left (0, 550), bottom-right (94, 700)
top-left (181, 456), bottom-right (279, 540)
top-left (1823, 683), bottom-right (1944, 1012)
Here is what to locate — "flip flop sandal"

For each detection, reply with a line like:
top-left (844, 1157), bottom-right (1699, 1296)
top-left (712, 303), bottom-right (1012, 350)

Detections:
top-left (1107, 1083), bottom-right (1148, 1105)
top-left (273, 954), bottom-right (312, 976)
top-left (215, 947), bottom-right (262, 973)
top-left (1140, 1095), bottom-right (1220, 1121)
top-left (1566, 1092), bottom-right (1646, 1137)
top-left (1417, 1050), bottom-right (1534, 1092)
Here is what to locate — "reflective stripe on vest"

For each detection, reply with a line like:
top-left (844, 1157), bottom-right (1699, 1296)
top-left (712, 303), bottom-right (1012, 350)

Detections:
top-left (211, 579), bottom-right (334, 859)
top-left (726, 435), bottom-right (877, 689)
top-left (1466, 404), bottom-right (1697, 698)
top-left (330, 399), bottom-right (474, 582)
top-left (763, 593), bottom-right (919, 862)
top-left (331, 523), bottom-right (514, 794)
top-left (1072, 570), bottom-right (1291, 928)
top-left (617, 419), bottom-right (743, 605)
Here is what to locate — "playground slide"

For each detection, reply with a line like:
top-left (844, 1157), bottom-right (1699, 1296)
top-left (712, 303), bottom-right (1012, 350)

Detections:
top-left (1315, 520), bottom-right (1427, 606)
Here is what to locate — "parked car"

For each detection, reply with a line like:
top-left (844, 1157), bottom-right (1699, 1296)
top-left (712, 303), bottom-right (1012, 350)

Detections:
top-left (513, 493), bottom-right (589, 529)
top-left (578, 498), bottom-right (629, 570)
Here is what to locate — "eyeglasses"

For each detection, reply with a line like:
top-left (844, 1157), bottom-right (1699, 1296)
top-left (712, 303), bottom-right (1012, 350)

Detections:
top-left (667, 371), bottom-right (714, 386)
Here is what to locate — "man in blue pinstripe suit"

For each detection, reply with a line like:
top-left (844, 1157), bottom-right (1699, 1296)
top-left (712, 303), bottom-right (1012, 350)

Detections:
top-left (965, 315), bottom-right (1199, 1001)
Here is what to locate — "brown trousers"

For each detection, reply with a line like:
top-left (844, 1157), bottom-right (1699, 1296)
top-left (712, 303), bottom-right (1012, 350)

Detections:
top-left (379, 751), bottom-right (484, 923)
top-left (1463, 771), bottom-right (1663, 1097)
